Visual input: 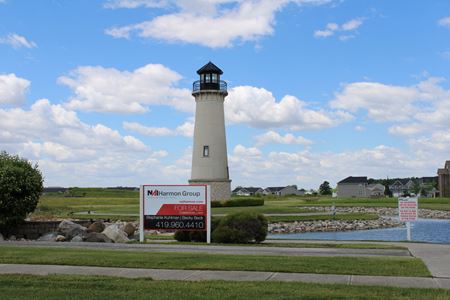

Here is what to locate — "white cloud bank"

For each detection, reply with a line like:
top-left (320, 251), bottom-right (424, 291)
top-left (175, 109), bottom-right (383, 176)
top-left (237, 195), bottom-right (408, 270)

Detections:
top-left (0, 73), bottom-right (30, 105)
top-left (105, 0), bottom-right (332, 48)
top-left (226, 85), bottom-right (352, 130)
top-left (123, 119), bottom-right (194, 137)
top-left (59, 64), bottom-right (192, 113)
top-left (255, 130), bottom-right (313, 146)
top-left (0, 33), bottom-right (37, 49)
top-left (438, 16), bottom-right (450, 29)
top-left (0, 98), bottom-right (193, 186)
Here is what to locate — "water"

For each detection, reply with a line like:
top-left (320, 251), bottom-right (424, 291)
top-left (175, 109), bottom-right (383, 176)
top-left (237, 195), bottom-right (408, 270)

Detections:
top-left (269, 219), bottom-right (450, 244)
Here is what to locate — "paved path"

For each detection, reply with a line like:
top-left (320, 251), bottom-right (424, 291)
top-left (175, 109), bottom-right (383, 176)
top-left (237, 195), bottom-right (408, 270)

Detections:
top-left (1, 263), bottom-right (449, 289)
top-left (2, 240), bottom-right (450, 290)
top-left (0, 240), bottom-right (410, 257)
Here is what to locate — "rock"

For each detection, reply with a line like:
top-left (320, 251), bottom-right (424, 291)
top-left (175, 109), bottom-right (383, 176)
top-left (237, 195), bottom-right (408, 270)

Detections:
top-left (9, 235), bottom-right (16, 241)
top-left (58, 220), bottom-right (87, 240)
top-left (84, 232), bottom-right (113, 243)
top-left (55, 235), bottom-right (66, 242)
top-left (37, 232), bottom-right (58, 242)
top-left (70, 235), bottom-right (83, 243)
top-left (102, 224), bottom-right (129, 243)
top-left (0, 233), bottom-right (4, 241)
top-left (123, 222), bottom-right (136, 237)
top-left (87, 221), bottom-right (105, 233)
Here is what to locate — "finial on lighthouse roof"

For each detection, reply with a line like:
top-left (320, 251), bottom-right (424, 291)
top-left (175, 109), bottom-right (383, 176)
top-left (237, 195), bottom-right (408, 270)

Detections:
top-left (197, 61), bottom-right (223, 75)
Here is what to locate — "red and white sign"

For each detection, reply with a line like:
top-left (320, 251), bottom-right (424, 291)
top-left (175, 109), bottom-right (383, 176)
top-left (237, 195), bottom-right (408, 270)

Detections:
top-left (398, 197), bottom-right (418, 221)
top-left (139, 185), bottom-right (211, 243)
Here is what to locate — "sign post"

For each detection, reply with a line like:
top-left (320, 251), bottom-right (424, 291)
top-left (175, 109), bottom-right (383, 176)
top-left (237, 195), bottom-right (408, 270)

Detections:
top-left (398, 196), bottom-right (418, 241)
top-left (139, 185), bottom-right (211, 243)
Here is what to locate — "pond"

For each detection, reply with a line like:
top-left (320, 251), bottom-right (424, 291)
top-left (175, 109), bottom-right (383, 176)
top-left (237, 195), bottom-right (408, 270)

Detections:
top-left (269, 218), bottom-right (450, 244)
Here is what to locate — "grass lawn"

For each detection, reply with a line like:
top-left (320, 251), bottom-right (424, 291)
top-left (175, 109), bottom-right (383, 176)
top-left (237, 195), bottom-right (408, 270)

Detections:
top-left (0, 246), bottom-right (429, 277)
top-left (34, 189), bottom-right (450, 220)
top-left (1, 274), bottom-right (449, 300)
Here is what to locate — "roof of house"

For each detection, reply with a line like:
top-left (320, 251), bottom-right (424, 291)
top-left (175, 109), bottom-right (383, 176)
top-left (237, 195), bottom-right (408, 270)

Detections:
top-left (265, 187), bottom-right (286, 192)
top-left (197, 61), bottom-right (223, 75)
top-left (232, 187), bottom-right (262, 193)
top-left (337, 176), bottom-right (368, 184)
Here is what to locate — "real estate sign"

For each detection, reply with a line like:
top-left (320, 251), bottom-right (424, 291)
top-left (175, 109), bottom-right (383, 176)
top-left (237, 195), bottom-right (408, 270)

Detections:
top-left (139, 185), bottom-right (211, 243)
top-left (398, 197), bottom-right (418, 221)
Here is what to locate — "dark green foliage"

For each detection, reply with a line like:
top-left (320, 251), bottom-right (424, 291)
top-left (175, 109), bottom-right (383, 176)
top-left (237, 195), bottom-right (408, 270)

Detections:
top-left (0, 152), bottom-right (43, 231)
top-left (212, 198), bottom-right (264, 208)
top-left (174, 217), bottom-right (221, 242)
top-left (319, 181), bottom-right (332, 195)
top-left (212, 212), bottom-right (268, 244)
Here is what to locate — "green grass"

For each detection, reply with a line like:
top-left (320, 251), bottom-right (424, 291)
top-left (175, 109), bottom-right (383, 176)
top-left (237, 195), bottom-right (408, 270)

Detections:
top-left (0, 246), bottom-right (429, 277)
top-left (1, 274), bottom-right (449, 300)
top-left (33, 190), bottom-right (450, 220)
top-left (267, 213), bottom-right (379, 223)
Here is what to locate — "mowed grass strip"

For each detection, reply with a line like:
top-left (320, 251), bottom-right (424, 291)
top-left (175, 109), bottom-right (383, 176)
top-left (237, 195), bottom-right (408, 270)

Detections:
top-left (0, 246), bottom-right (430, 277)
top-left (1, 274), bottom-right (449, 300)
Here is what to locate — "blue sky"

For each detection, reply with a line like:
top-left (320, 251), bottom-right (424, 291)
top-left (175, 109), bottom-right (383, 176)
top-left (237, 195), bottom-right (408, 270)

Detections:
top-left (1, 0), bottom-right (450, 189)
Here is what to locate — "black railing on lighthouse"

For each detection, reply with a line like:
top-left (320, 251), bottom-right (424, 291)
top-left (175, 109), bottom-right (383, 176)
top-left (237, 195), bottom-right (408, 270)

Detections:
top-left (193, 80), bottom-right (227, 92)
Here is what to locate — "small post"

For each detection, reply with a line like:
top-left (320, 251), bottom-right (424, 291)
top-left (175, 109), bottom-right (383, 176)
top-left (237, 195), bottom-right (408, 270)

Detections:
top-left (406, 221), bottom-right (411, 241)
top-left (206, 185), bottom-right (211, 244)
top-left (331, 202), bottom-right (336, 220)
top-left (139, 185), bottom-right (144, 243)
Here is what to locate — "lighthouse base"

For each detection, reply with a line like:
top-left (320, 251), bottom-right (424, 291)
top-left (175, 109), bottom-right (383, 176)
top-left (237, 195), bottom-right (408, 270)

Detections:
top-left (189, 179), bottom-right (231, 201)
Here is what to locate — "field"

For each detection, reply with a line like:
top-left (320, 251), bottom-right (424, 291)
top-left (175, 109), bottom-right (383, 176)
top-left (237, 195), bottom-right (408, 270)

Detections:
top-left (2, 274), bottom-right (449, 300)
top-left (33, 188), bottom-right (450, 221)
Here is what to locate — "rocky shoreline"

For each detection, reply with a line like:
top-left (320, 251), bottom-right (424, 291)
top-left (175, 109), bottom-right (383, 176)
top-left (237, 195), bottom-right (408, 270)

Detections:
top-left (269, 206), bottom-right (450, 234)
top-left (301, 206), bottom-right (450, 219)
top-left (269, 217), bottom-right (402, 234)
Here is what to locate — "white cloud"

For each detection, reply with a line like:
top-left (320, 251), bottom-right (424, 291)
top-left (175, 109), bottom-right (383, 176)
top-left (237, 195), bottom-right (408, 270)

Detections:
top-left (59, 64), bottom-right (192, 113)
top-left (105, 0), bottom-right (332, 48)
top-left (229, 143), bottom-right (444, 189)
top-left (441, 51), bottom-right (450, 59)
top-left (0, 33), bottom-right (37, 49)
top-left (314, 17), bottom-right (363, 40)
top-left (255, 130), bottom-right (313, 146)
top-left (104, 0), bottom-right (168, 8)
top-left (341, 18), bottom-right (363, 31)
top-left (330, 81), bottom-right (423, 122)
top-left (123, 119), bottom-right (194, 137)
top-left (226, 85), bottom-right (352, 130)
top-left (354, 125), bottom-right (365, 132)
top-left (438, 16), bottom-right (450, 29)
top-left (0, 98), bottom-right (185, 186)
top-left (0, 73), bottom-right (30, 105)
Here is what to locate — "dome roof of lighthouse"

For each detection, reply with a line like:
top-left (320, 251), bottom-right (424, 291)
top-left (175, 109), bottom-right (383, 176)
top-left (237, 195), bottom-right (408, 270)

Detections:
top-left (197, 61), bottom-right (223, 75)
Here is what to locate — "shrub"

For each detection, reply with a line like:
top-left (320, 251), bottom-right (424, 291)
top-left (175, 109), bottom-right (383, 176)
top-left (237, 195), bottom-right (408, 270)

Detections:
top-left (211, 198), bottom-right (264, 208)
top-left (0, 152), bottom-right (43, 231)
top-left (212, 212), bottom-right (268, 244)
top-left (174, 217), bottom-right (221, 242)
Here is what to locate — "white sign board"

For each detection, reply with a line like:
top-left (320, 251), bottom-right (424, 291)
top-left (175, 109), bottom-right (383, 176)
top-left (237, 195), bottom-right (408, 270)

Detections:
top-left (139, 185), bottom-right (211, 243)
top-left (398, 197), bottom-right (418, 221)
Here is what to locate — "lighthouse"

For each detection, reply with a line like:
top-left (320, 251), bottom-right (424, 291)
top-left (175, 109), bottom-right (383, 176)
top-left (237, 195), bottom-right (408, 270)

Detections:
top-left (189, 62), bottom-right (231, 201)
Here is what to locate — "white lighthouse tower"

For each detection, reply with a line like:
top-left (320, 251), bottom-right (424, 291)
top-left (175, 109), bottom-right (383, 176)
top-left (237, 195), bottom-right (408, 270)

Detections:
top-left (189, 62), bottom-right (231, 201)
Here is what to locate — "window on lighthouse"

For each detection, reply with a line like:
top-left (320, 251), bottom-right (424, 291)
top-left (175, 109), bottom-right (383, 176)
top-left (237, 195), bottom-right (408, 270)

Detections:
top-left (203, 145), bottom-right (209, 157)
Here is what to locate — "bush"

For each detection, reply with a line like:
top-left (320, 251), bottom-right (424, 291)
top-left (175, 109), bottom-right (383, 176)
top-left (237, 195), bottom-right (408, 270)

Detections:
top-left (212, 212), bottom-right (268, 244)
top-left (0, 152), bottom-right (43, 231)
top-left (174, 217), bottom-right (221, 242)
top-left (211, 198), bottom-right (264, 208)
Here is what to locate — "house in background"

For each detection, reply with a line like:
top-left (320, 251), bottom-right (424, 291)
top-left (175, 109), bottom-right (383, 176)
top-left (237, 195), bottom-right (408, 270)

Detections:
top-left (231, 187), bottom-right (263, 196)
top-left (438, 161), bottom-right (450, 197)
top-left (264, 185), bottom-right (300, 196)
top-left (297, 188), bottom-right (306, 196)
top-left (389, 179), bottom-right (414, 197)
top-left (336, 176), bottom-right (369, 198)
top-left (367, 183), bottom-right (385, 197)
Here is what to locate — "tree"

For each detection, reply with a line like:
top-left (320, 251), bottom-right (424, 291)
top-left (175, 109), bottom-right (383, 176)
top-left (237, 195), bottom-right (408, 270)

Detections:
top-left (0, 151), bottom-right (43, 231)
top-left (319, 181), bottom-right (332, 195)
